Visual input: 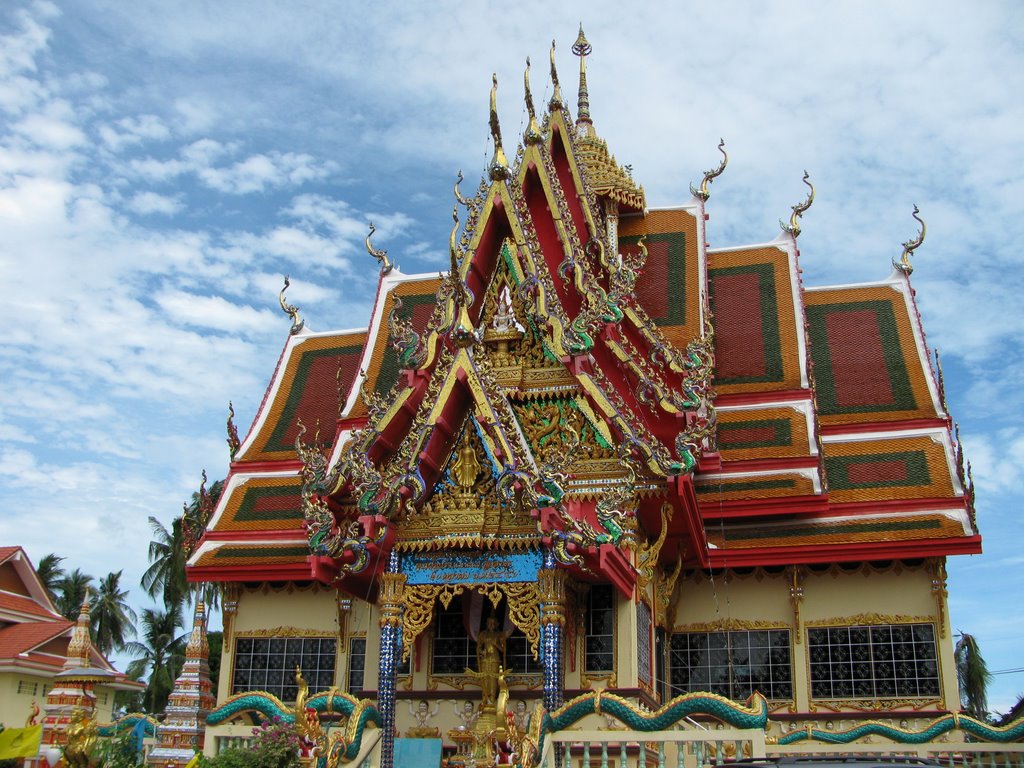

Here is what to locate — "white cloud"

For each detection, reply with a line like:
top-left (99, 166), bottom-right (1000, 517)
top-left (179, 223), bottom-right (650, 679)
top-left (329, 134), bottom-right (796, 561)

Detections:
top-left (126, 190), bottom-right (182, 215)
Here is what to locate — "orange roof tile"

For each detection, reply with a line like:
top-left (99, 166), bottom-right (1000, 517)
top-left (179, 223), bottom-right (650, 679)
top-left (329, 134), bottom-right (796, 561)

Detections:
top-left (0, 591), bottom-right (64, 620)
top-left (0, 620), bottom-right (71, 660)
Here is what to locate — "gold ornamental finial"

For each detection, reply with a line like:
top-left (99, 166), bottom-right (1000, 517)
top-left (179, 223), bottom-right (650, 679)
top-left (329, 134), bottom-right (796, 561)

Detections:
top-left (572, 24), bottom-right (594, 136)
top-left (690, 139), bottom-right (728, 201)
top-left (549, 40), bottom-right (563, 110)
top-left (781, 171), bottom-right (815, 237)
top-left (365, 222), bottom-right (394, 275)
top-left (454, 170), bottom-right (472, 207)
top-left (488, 73), bottom-right (510, 180)
top-left (450, 204), bottom-right (475, 347)
top-left (524, 57), bottom-right (543, 145)
top-left (894, 204), bottom-right (926, 276)
top-left (278, 276), bottom-right (304, 334)
top-left (227, 401), bottom-right (240, 459)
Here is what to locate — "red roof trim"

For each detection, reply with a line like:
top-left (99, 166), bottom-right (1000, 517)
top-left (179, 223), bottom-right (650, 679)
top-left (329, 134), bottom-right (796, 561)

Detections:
top-left (820, 417), bottom-right (951, 436)
top-left (715, 390), bottom-right (812, 407)
top-left (707, 535), bottom-right (982, 568)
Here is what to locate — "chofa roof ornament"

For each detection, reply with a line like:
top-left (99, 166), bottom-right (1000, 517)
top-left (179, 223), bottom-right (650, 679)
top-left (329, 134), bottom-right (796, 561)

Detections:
top-left (893, 204), bottom-right (926, 276)
top-left (781, 170), bottom-right (815, 237)
top-left (690, 139), bottom-right (729, 202)
top-left (523, 57), bottom-right (543, 145)
top-left (548, 39), bottom-right (563, 110)
top-left (488, 73), bottom-right (510, 181)
top-left (278, 275), bottom-right (304, 335)
top-left (365, 222), bottom-right (394, 275)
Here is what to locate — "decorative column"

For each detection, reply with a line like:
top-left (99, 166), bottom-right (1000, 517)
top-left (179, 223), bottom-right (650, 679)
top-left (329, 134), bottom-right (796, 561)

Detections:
top-left (377, 552), bottom-right (406, 768)
top-left (147, 601), bottom-right (216, 767)
top-left (538, 551), bottom-right (567, 713)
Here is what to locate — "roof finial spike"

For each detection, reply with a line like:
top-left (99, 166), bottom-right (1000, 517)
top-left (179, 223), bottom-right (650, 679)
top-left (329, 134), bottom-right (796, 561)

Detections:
top-left (488, 73), bottom-right (510, 180)
top-left (894, 204), bottom-right (926, 276)
top-left (548, 39), bottom-right (563, 110)
top-left (572, 24), bottom-right (594, 137)
top-left (780, 170), bottom-right (815, 237)
top-left (278, 275), bottom-right (305, 334)
top-left (524, 57), bottom-right (543, 145)
top-left (690, 139), bottom-right (729, 201)
top-left (365, 222), bottom-right (394, 275)
top-left (450, 204), bottom-right (476, 348)
top-left (227, 401), bottom-right (240, 458)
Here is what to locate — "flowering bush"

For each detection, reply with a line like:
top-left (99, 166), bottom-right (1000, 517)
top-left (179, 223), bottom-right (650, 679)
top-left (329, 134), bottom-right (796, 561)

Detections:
top-left (199, 717), bottom-right (300, 768)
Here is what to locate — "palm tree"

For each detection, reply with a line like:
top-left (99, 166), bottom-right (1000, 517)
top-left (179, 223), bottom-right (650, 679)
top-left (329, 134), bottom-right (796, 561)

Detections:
top-left (56, 568), bottom-right (94, 620)
top-left (183, 477), bottom-right (225, 611)
top-left (955, 631), bottom-right (992, 720)
top-left (142, 515), bottom-right (188, 613)
top-left (125, 605), bottom-right (185, 714)
top-left (90, 571), bottom-right (138, 656)
top-left (35, 553), bottom-right (65, 603)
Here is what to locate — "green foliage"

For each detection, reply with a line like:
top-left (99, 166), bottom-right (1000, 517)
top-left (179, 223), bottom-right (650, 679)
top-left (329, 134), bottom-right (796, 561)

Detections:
top-left (35, 553), bottom-right (66, 602)
top-left (955, 631), bottom-right (993, 720)
top-left (124, 605), bottom-right (185, 713)
top-left (198, 719), bottom-right (301, 768)
top-left (207, 630), bottom-right (223, 693)
top-left (93, 728), bottom-right (144, 768)
top-left (56, 567), bottom-right (95, 619)
top-left (92, 570), bottom-right (138, 655)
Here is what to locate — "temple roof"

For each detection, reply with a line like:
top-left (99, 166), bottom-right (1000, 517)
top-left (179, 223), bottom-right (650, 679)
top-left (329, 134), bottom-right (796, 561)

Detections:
top-left (188, 33), bottom-right (979, 590)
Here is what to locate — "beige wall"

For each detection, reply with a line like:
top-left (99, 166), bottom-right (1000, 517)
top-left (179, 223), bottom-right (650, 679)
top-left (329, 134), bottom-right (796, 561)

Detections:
top-left (0, 673), bottom-right (120, 728)
top-left (668, 559), bottom-right (957, 718)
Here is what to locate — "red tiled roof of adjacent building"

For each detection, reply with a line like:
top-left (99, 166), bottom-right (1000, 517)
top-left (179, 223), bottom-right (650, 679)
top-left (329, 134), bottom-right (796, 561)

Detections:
top-left (0, 620), bottom-right (72, 661)
top-left (0, 590), bottom-right (64, 621)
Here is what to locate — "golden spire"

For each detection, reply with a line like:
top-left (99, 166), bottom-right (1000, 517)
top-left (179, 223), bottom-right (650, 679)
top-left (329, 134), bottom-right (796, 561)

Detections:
top-left (365, 222), bottom-right (394, 275)
top-left (278, 275), bottom-right (304, 334)
top-left (524, 57), bottom-right (543, 145)
top-left (894, 204), bottom-right (926, 275)
top-left (690, 139), bottom-right (728, 201)
top-left (185, 601), bottom-right (210, 658)
top-left (572, 24), bottom-right (595, 137)
top-left (781, 171), bottom-right (815, 237)
top-left (65, 589), bottom-right (93, 668)
top-left (548, 39), bottom-right (563, 110)
top-left (488, 73), bottom-right (510, 181)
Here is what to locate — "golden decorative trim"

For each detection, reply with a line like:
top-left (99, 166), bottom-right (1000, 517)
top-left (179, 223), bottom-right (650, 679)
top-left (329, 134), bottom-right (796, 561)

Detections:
top-left (928, 558), bottom-right (948, 639)
top-left (400, 581), bottom-right (542, 664)
top-left (674, 618), bottom-right (790, 634)
top-left (655, 557), bottom-right (682, 631)
top-left (804, 614), bottom-right (934, 628)
top-left (234, 627), bottom-right (335, 639)
top-left (378, 572), bottom-right (407, 629)
top-left (789, 565), bottom-right (804, 645)
top-left (635, 503), bottom-right (672, 595)
top-left (808, 698), bottom-right (942, 714)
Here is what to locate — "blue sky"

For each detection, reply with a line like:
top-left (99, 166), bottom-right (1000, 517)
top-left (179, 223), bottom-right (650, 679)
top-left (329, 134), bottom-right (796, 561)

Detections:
top-left (1, 1), bottom-right (1022, 713)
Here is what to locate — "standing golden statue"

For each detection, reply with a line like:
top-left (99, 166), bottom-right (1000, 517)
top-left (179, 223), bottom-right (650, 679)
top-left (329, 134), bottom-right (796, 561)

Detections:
top-left (64, 708), bottom-right (97, 768)
top-left (475, 616), bottom-right (508, 707)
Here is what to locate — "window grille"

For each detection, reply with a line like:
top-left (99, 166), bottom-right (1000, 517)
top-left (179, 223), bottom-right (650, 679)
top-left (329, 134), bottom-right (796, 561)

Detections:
top-left (232, 636), bottom-right (336, 701)
top-left (808, 623), bottom-right (939, 699)
top-left (347, 638), bottom-right (366, 694)
top-left (637, 600), bottom-right (653, 685)
top-left (670, 629), bottom-right (793, 700)
top-left (585, 585), bottom-right (615, 673)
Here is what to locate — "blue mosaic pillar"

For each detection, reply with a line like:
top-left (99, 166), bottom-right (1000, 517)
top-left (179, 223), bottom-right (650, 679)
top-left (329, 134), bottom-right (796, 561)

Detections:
top-left (377, 551), bottom-right (405, 768)
top-left (539, 550), bottom-right (567, 713)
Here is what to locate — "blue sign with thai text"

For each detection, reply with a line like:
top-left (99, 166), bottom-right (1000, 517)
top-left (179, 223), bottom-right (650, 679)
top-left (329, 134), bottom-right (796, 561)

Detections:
top-left (403, 549), bottom-right (542, 585)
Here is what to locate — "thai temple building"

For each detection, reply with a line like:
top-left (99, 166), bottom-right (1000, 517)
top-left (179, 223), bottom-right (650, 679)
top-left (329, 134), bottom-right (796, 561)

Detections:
top-left (188, 29), bottom-right (989, 767)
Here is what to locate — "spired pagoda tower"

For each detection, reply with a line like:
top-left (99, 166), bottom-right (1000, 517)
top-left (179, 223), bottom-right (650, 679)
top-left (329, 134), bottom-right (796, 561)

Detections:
top-left (189, 30), bottom-right (979, 767)
top-left (147, 601), bottom-right (216, 767)
top-left (38, 593), bottom-right (115, 765)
